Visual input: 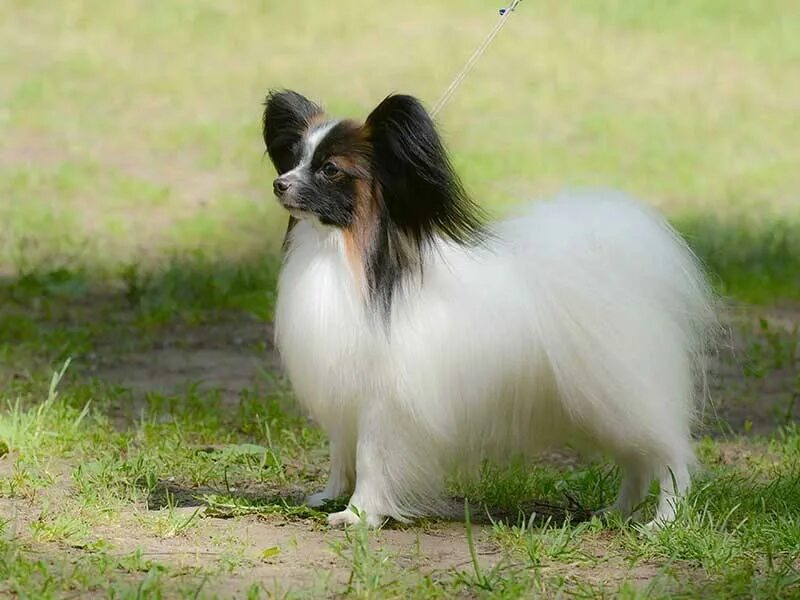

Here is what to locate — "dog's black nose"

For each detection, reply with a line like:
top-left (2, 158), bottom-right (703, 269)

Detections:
top-left (273, 177), bottom-right (291, 196)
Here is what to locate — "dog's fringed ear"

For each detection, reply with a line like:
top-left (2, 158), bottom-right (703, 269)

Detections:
top-left (365, 94), bottom-right (485, 246)
top-left (263, 90), bottom-right (323, 174)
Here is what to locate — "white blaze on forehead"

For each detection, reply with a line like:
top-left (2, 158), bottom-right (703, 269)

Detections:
top-left (300, 120), bottom-right (340, 167)
top-left (281, 120), bottom-right (340, 180)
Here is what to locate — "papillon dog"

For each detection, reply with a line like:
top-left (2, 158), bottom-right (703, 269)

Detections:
top-left (263, 90), bottom-right (716, 529)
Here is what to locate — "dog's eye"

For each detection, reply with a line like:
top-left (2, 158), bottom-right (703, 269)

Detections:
top-left (321, 162), bottom-right (339, 178)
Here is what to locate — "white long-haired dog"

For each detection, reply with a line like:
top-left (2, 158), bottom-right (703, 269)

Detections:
top-left (263, 91), bottom-right (716, 529)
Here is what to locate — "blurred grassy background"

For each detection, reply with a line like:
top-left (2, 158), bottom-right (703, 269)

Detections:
top-left (1, 0), bottom-right (798, 305)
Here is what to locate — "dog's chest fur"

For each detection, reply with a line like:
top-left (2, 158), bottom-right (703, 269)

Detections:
top-left (275, 221), bottom-right (381, 427)
top-left (273, 218), bottom-right (565, 454)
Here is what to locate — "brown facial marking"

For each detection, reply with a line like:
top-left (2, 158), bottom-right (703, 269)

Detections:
top-left (342, 177), bottom-right (379, 291)
top-left (301, 119), bottom-right (379, 294)
top-left (341, 229), bottom-right (362, 287)
top-left (327, 153), bottom-right (369, 178)
top-left (311, 121), bottom-right (371, 167)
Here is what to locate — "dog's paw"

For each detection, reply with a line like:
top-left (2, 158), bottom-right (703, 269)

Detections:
top-left (327, 508), bottom-right (384, 528)
top-left (327, 509), bottom-right (362, 527)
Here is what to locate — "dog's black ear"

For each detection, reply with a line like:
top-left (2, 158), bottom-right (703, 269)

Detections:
top-left (365, 94), bottom-right (484, 246)
top-left (263, 90), bottom-right (323, 174)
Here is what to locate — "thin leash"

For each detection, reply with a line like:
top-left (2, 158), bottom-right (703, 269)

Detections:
top-left (430, 0), bottom-right (524, 118)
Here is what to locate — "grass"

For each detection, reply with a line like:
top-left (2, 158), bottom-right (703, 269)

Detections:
top-left (1, 0), bottom-right (799, 302)
top-left (1, 349), bottom-right (798, 597)
top-left (1, 0), bottom-right (800, 597)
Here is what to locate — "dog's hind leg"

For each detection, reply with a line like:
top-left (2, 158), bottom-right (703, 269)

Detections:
top-left (645, 460), bottom-right (691, 529)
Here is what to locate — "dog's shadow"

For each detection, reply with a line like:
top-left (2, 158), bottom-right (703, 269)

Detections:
top-left (147, 481), bottom-right (595, 527)
top-left (446, 496), bottom-right (595, 526)
top-left (147, 480), bottom-right (328, 520)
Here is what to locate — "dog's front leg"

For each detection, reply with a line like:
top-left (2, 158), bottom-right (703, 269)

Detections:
top-left (306, 431), bottom-right (356, 508)
top-left (327, 407), bottom-right (399, 528)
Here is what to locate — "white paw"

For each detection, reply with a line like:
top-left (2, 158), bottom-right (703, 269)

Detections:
top-left (327, 508), bottom-right (384, 528)
top-left (327, 509), bottom-right (362, 527)
top-left (306, 492), bottom-right (333, 508)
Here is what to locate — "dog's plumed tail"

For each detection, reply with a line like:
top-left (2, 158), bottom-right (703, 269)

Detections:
top-left (505, 192), bottom-right (717, 454)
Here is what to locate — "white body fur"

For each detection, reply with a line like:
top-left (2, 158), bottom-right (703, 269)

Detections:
top-left (275, 191), bottom-right (715, 528)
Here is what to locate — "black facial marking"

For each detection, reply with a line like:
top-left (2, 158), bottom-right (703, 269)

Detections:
top-left (309, 121), bottom-right (371, 176)
top-left (264, 90), bottom-right (325, 250)
top-left (263, 90), bottom-right (323, 174)
top-left (274, 121), bottom-right (368, 228)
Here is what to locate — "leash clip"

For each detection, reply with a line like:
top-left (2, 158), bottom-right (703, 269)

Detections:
top-left (499, 0), bottom-right (522, 16)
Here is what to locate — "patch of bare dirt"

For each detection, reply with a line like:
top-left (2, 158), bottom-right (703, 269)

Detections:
top-left (563, 533), bottom-right (664, 588)
top-left (703, 307), bottom-right (799, 436)
top-left (89, 318), bottom-right (279, 408)
top-left (95, 141), bottom-right (255, 213)
top-left (88, 306), bottom-right (800, 436)
top-left (5, 492), bottom-right (503, 597)
top-left (0, 135), bottom-right (70, 170)
top-left (0, 133), bottom-right (268, 264)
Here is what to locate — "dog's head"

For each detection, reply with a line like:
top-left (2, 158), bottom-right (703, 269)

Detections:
top-left (263, 90), bottom-right (485, 312)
